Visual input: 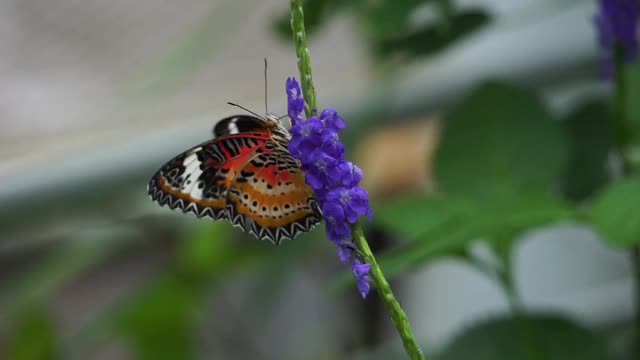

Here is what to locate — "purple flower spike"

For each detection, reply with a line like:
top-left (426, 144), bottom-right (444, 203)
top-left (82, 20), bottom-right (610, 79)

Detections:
top-left (285, 76), bottom-right (373, 298)
top-left (594, 0), bottom-right (639, 79)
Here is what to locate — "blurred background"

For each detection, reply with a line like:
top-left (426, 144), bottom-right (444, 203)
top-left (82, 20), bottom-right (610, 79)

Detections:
top-left (0, 0), bottom-right (638, 359)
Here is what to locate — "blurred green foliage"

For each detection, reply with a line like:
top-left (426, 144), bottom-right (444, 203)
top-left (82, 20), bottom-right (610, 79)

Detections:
top-left (273, 0), bottom-right (490, 62)
top-left (590, 177), bottom-right (640, 247)
top-left (1, 228), bottom-right (139, 322)
top-left (561, 101), bottom-right (613, 202)
top-left (373, 10), bottom-right (489, 60)
top-left (435, 82), bottom-right (568, 201)
top-left (114, 223), bottom-right (232, 360)
top-left (434, 314), bottom-right (608, 360)
top-left (332, 67), bottom-right (640, 356)
top-left (8, 308), bottom-right (59, 360)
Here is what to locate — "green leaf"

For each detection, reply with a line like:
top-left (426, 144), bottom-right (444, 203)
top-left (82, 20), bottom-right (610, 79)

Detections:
top-left (8, 308), bottom-right (59, 360)
top-left (372, 194), bottom-right (473, 240)
top-left (330, 193), bottom-right (575, 291)
top-left (380, 193), bottom-right (574, 276)
top-left (590, 177), bottom-right (640, 247)
top-left (561, 101), bottom-right (613, 202)
top-left (363, 0), bottom-right (438, 39)
top-left (435, 81), bottom-right (569, 201)
top-left (374, 9), bottom-right (490, 59)
top-left (476, 193), bottom-right (576, 235)
top-left (435, 314), bottom-right (607, 360)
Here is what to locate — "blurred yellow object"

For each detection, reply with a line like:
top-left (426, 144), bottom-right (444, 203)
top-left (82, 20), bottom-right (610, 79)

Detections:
top-left (355, 118), bottom-right (440, 197)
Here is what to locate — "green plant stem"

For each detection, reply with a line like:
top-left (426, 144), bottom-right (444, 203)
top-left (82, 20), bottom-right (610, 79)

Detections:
top-left (289, 0), bottom-right (317, 117)
top-left (289, 1), bottom-right (425, 358)
top-left (613, 46), bottom-right (630, 169)
top-left (352, 225), bottom-right (425, 360)
top-left (613, 44), bottom-right (640, 358)
top-left (494, 252), bottom-right (542, 360)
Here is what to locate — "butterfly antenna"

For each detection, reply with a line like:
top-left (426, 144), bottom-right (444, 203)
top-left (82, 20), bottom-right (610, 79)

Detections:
top-left (264, 57), bottom-right (269, 115)
top-left (227, 102), bottom-right (263, 119)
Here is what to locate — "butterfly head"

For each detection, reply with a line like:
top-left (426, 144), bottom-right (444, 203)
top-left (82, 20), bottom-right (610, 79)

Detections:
top-left (265, 113), bottom-right (292, 130)
top-left (264, 113), bottom-right (279, 128)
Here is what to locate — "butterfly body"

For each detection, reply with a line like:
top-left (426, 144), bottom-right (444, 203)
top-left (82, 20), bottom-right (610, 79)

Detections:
top-left (148, 115), bottom-right (322, 244)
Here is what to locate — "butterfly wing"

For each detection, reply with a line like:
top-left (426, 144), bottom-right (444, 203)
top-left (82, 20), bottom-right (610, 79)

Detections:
top-left (148, 133), bottom-right (270, 220)
top-left (225, 141), bottom-right (322, 244)
top-left (148, 131), bottom-right (322, 244)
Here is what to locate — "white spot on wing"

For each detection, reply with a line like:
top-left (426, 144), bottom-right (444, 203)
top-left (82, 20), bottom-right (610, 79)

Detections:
top-left (228, 118), bottom-right (240, 134)
top-left (181, 153), bottom-right (204, 199)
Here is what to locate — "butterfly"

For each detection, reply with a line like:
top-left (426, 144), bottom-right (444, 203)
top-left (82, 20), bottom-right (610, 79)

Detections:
top-left (147, 114), bottom-right (322, 244)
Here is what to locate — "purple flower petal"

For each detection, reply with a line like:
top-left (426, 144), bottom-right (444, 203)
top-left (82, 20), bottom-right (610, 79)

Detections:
top-left (352, 260), bottom-right (371, 298)
top-left (348, 187), bottom-right (372, 220)
top-left (322, 201), bottom-right (345, 223)
top-left (286, 77), bottom-right (305, 124)
top-left (324, 161), bottom-right (362, 188)
top-left (306, 149), bottom-right (339, 184)
top-left (320, 108), bottom-right (346, 131)
top-left (320, 129), bottom-right (345, 158)
top-left (304, 170), bottom-right (325, 191)
top-left (337, 245), bottom-right (352, 263)
top-left (326, 221), bottom-right (351, 242)
top-left (325, 186), bottom-right (373, 223)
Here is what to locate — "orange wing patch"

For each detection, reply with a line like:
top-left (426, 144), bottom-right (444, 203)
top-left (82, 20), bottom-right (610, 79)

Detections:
top-left (225, 144), bottom-right (322, 244)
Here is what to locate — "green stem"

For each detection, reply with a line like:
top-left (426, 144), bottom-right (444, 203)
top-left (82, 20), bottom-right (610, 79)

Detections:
top-left (613, 45), bottom-right (630, 168)
top-left (289, 1), bottom-right (424, 359)
top-left (612, 68), bottom-right (640, 360)
top-left (613, 44), bottom-right (640, 358)
top-left (494, 253), bottom-right (542, 360)
top-left (289, 0), bottom-right (317, 117)
top-left (352, 225), bottom-right (425, 360)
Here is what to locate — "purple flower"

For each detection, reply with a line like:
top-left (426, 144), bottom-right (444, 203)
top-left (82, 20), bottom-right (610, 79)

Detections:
top-left (326, 187), bottom-right (373, 223)
top-left (322, 202), bottom-right (351, 242)
top-left (320, 129), bottom-right (345, 159)
top-left (286, 77), bottom-right (305, 124)
top-left (325, 161), bottom-right (363, 188)
top-left (320, 108), bottom-right (346, 131)
top-left (304, 149), bottom-right (339, 190)
top-left (288, 116), bottom-right (323, 160)
top-left (594, 0), bottom-right (639, 79)
top-left (286, 76), bottom-right (373, 298)
top-left (352, 259), bottom-right (371, 299)
top-left (336, 240), bottom-right (356, 263)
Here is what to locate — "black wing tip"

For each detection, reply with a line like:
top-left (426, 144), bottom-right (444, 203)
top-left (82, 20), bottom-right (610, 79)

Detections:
top-left (147, 176), bottom-right (226, 220)
top-left (226, 202), bottom-right (323, 245)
